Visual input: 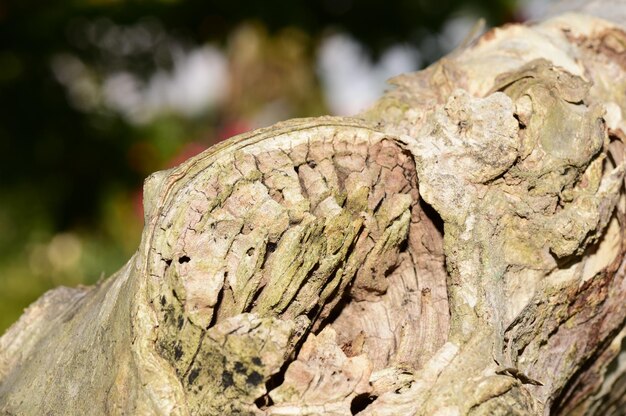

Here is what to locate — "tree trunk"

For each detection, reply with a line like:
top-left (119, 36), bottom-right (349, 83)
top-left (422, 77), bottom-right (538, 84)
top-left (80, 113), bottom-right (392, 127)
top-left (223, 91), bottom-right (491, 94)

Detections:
top-left (2, 4), bottom-right (626, 415)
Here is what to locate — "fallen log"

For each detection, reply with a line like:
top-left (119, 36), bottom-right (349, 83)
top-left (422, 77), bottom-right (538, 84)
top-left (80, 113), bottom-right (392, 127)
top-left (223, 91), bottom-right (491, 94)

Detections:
top-left (2, 3), bottom-right (626, 415)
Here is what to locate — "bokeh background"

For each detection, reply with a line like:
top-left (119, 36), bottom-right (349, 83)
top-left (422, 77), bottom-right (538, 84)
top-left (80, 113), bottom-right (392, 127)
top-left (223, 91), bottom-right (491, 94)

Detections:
top-left (0, 0), bottom-right (552, 333)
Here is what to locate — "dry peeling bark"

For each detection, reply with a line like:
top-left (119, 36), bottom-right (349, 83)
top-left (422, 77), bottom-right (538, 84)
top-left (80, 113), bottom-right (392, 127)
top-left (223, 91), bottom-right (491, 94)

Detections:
top-left (2, 3), bottom-right (626, 415)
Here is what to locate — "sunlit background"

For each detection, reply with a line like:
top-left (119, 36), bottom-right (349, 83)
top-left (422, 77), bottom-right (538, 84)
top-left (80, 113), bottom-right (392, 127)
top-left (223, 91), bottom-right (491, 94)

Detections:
top-left (0, 0), bottom-right (552, 332)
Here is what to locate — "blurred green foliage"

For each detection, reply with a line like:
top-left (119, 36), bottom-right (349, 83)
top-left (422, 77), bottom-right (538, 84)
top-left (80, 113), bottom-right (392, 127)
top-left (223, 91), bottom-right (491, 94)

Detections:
top-left (0, 0), bottom-right (519, 333)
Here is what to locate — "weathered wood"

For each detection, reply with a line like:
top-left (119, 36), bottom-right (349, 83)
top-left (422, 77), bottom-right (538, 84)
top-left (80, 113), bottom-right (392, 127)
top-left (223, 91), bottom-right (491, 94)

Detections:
top-left (2, 4), bottom-right (626, 415)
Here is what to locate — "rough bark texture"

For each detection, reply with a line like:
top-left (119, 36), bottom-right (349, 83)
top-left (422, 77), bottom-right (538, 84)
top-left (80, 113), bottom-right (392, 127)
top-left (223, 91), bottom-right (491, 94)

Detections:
top-left (2, 3), bottom-right (626, 415)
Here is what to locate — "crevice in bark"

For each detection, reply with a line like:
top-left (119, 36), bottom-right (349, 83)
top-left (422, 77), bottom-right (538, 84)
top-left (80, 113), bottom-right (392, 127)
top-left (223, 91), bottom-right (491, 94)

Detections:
top-left (551, 251), bottom-right (584, 270)
top-left (246, 283), bottom-right (265, 312)
top-left (350, 392), bottom-right (378, 414)
top-left (253, 348), bottom-right (297, 411)
top-left (418, 197), bottom-right (444, 238)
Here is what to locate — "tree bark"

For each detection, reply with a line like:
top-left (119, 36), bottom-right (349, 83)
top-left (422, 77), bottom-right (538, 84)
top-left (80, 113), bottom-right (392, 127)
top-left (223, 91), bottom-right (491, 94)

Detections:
top-left (2, 4), bottom-right (626, 415)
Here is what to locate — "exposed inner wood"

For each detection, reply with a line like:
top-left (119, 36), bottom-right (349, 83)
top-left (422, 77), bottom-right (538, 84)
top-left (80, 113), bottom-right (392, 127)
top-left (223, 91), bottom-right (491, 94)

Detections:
top-left (145, 123), bottom-right (448, 414)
